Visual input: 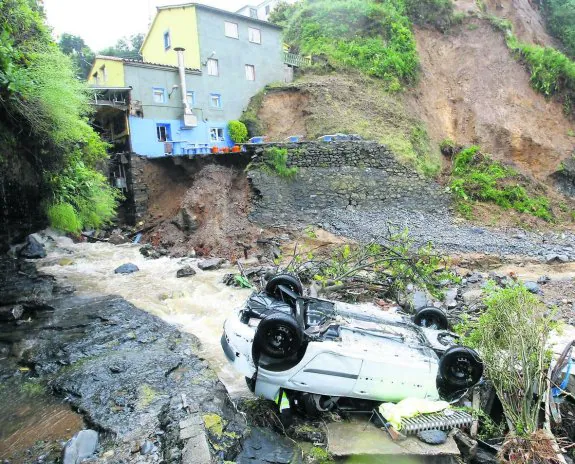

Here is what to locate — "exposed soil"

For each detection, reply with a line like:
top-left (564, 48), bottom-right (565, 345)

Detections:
top-left (453, 0), bottom-right (556, 46)
top-left (142, 163), bottom-right (263, 260)
top-left (409, 19), bottom-right (574, 182)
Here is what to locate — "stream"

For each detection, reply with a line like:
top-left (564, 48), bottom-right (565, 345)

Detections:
top-left (36, 231), bottom-right (253, 398)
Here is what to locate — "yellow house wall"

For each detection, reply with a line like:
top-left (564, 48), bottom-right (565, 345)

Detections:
top-left (87, 58), bottom-right (125, 87)
top-left (141, 6), bottom-right (201, 69)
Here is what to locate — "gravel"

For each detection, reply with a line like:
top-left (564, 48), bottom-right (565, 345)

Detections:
top-left (320, 207), bottom-right (575, 261)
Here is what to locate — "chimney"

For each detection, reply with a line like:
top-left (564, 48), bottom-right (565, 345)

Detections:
top-left (174, 47), bottom-right (197, 127)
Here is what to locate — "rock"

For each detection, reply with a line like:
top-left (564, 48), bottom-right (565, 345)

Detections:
top-left (417, 429), bottom-right (447, 445)
top-left (537, 275), bottom-right (551, 284)
top-left (140, 441), bottom-right (154, 455)
top-left (198, 258), bottom-right (225, 271)
top-left (19, 234), bottom-right (46, 259)
top-left (546, 254), bottom-right (569, 264)
top-left (237, 256), bottom-right (260, 267)
top-left (445, 288), bottom-right (458, 309)
top-left (463, 289), bottom-right (483, 305)
top-left (411, 290), bottom-right (428, 310)
top-left (467, 273), bottom-right (482, 284)
top-left (176, 266), bottom-right (196, 278)
top-left (0, 304), bottom-right (24, 321)
top-left (453, 430), bottom-right (477, 462)
top-left (108, 232), bottom-right (129, 245)
top-left (114, 263), bottom-right (139, 275)
top-left (61, 430), bottom-right (99, 464)
top-left (524, 281), bottom-right (541, 294)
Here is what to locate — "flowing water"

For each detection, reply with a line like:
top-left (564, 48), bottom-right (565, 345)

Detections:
top-left (37, 232), bottom-right (253, 397)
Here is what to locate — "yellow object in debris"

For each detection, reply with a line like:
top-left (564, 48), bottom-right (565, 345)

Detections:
top-left (379, 398), bottom-right (450, 430)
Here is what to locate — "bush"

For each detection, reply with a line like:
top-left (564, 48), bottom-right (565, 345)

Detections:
top-left (262, 147), bottom-right (298, 178)
top-left (543, 0), bottom-right (575, 59)
top-left (283, 0), bottom-right (419, 89)
top-left (460, 283), bottom-right (557, 436)
top-left (450, 146), bottom-right (553, 221)
top-left (47, 203), bottom-right (82, 233)
top-left (228, 120), bottom-right (248, 143)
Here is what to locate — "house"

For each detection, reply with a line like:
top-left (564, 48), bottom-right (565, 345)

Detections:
top-left (87, 3), bottom-right (285, 158)
top-left (236, 0), bottom-right (298, 22)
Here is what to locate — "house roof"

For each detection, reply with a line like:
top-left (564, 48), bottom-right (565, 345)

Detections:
top-left (90, 55), bottom-right (201, 78)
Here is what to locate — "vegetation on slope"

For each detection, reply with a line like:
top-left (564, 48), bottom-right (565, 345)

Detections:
top-left (542, 0), bottom-right (575, 59)
top-left (0, 0), bottom-right (118, 233)
top-left (449, 146), bottom-right (555, 221)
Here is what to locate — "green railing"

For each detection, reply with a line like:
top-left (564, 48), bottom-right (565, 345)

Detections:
top-left (284, 52), bottom-right (311, 67)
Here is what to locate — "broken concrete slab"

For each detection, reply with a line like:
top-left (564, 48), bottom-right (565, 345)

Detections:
top-left (327, 420), bottom-right (460, 460)
top-left (198, 258), bottom-right (225, 271)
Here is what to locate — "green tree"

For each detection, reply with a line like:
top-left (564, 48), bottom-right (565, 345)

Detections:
top-left (0, 0), bottom-right (118, 233)
top-left (543, 0), bottom-right (575, 59)
top-left (99, 33), bottom-right (145, 60)
top-left (58, 33), bottom-right (95, 79)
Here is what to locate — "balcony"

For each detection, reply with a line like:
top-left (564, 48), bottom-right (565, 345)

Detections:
top-left (284, 52), bottom-right (311, 68)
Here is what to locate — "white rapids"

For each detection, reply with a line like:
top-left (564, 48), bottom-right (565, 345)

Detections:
top-left (35, 230), bottom-right (253, 398)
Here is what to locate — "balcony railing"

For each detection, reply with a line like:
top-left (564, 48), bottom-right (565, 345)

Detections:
top-left (284, 52), bottom-right (311, 68)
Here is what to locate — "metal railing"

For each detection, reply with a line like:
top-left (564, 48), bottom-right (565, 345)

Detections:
top-left (284, 52), bottom-right (311, 68)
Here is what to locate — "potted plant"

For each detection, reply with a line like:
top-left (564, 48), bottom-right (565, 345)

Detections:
top-left (211, 146), bottom-right (218, 154)
top-left (221, 147), bottom-right (230, 154)
top-left (231, 145), bottom-right (241, 153)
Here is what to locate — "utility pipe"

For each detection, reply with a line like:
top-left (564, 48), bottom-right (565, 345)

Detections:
top-left (174, 47), bottom-right (192, 115)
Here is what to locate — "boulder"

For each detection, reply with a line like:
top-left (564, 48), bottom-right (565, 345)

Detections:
top-left (417, 429), bottom-right (447, 445)
top-left (537, 275), bottom-right (551, 285)
top-left (19, 234), bottom-right (46, 259)
top-left (61, 429), bottom-right (99, 464)
top-left (114, 263), bottom-right (139, 274)
top-left (176, 266), bottom-right (196, 278)
top-left (198, 258), bottom-right (225, 271)
top-left (524, 281), bottom-right (541, 294)
top-left (546, 254), bottom-right (569, 264)
top-left (411, 290), bottom-right (428, 310)
top-left (463, 289), bottom-right (483, 305)
top-left (108, 232), bottom-right (129, 245)
top-left (445, 288), bottom-right (459, 309)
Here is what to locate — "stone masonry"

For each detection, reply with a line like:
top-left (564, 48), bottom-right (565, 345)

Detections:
top-left (247, 141), bottom-right (451, 225)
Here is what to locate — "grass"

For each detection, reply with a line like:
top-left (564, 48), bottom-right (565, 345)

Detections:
top-left (449, 146), bottom-right (554, 221)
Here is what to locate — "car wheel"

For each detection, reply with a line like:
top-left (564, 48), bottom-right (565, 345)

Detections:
top-left (439, 346), bottom-right (483, 390)
top-left (302, 393), bottom-right (337, 417)
top-left (253, 312), bottom-right (303, 359)
top-left (265, 274), bottom-right (303, 299)
top-left (414, 307), bottom-right (449, 330)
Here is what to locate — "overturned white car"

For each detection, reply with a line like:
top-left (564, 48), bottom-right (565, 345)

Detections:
top-left (221, 274), bottom-right (483, 415)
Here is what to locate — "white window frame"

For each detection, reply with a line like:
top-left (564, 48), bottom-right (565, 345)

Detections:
top-left (210, 128), bottom-right (225, 142)
top-left (265, 4), bottom-right (271, 14)
top-left (152, 88), bottom-right (166, 104)
top-left (186, 91), bottom-right (195, 107)
top-left (248, 27), bottom-right (261, 44)
top-left (209, 93), bottom-right (222, 108)
top-left (245, 64), bottom-right (256, 81)
top-left (156, 124), bottom-right (171, 142)
top-left (164, 30), bottom-right (171, 50)
top-left (224, 21), bottom-right (239, 39)
top-left (207, 58), bottom-right (219, 76)
top-left (249, 7), bottom-right (258, 18)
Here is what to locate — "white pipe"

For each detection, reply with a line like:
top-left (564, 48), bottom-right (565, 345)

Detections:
top-left (174, 47), bottom-right (192, 115)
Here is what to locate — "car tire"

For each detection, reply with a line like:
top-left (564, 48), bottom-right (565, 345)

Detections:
top-left (413, 307), bottom-right (449, 330)
top-left (439, 346), bottom-right (483, 390)
top-left (253, 311), bottom-right (303, 359)
top-left (265, 274), bottom-right (303, 299)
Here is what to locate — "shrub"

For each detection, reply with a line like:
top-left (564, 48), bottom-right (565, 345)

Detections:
top-left (228, 120), bottom-right (248, 144)
top-left (543, 0), bottom-right (575, 59)
top-left (450, 146), bottom-right (553, 221)
top-left (47, 203), bottom-right (82, 233)
top-left (404, 0), bottom-right (455, 31)
top-left (262, 147), bottom-right (298, 178)
top-left (460, 283), bottom-right (557, 436)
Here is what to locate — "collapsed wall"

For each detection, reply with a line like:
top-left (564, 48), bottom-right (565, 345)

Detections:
top-left (247, 141), bottom-right (451, 225)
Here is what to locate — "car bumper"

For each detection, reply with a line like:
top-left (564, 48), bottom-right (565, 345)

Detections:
top-left (221, 314), bottom-right (257, 378)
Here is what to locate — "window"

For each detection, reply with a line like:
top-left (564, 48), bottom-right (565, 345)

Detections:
top-left (207, 58), bottom-right (219, 76)
top-left (99, 65), bottom-right (107, 83)
top-left (248, 27), bottom-right (261, 44)
top-left (152, 88), bottom-right (166, 104)
top-left (245, 64), bottom-right (256, 81)
top-left (156, 123), bottom-right (172, 142)
top-left (225, 21), bottom-right (239, 39)
top-left (186, 91), bottom-right (195, 107)
top-left (209, 93), bottom-right (222, 108)
top-left (210, 128), bottom-right (225, 142)
top-left (164, 31), bottom-right (171, 50)
top-left (249, 7), bottom-right (258, 18)
top-left (265, 5), bottom-right (271, 14)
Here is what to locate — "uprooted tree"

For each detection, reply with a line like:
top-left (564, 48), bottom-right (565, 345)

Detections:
top-left (273, 228), bottom-right (457, 303)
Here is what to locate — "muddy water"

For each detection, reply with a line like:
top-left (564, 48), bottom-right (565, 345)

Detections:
top-left (38, 232), bottom-right (253, 397)
top-left (0, 379), bottom-right (84, 462)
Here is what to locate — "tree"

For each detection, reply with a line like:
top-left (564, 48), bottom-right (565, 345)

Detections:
top-left (99, 33), bottom-right (145, 60)
top-left (58, 33), bottom-right (95, 79)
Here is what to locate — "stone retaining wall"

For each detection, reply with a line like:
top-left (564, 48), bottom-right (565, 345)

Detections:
top-left (247, 141), bottom-right (451, 225)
